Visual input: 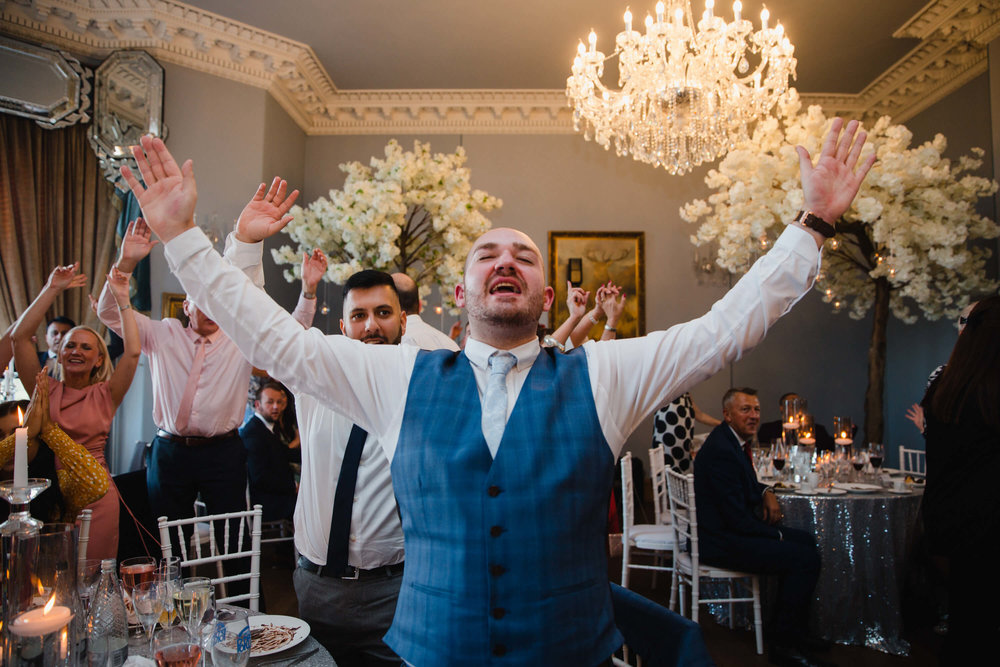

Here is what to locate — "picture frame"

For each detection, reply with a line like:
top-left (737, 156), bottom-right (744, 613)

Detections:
top-left (548, 231), bottom-right (645, 339)
top-left (161, 292), bottom-right (188, 326)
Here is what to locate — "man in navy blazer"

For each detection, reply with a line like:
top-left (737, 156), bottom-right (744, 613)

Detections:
top-left (694, 387), bottom-right (826, 667)
top-left (240, 381), bottom-right (298, 522)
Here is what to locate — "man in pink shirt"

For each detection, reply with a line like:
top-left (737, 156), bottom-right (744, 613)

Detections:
top-left (97, 181), bottom-right (299, 550)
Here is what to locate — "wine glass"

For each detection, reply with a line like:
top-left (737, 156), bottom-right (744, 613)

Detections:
top-left (851, 450), bottom-right (867, 482)
top-left (77, 557), bottom-right (103, 616)
top-left (154, 561), bottom-right (182, 628)
top-left (868, 443), bottom-right (885, 482)
top-left (134, 580), bottom-right (168, 657)
top-left (174, 577), bottom-right (214, 639)
top-left (210, 606), bottom-right (251, 667)
top-left (770, 441), bottom-right (787, 482)
top-left (153, 626), bottom-right (201, 667)
top-left (121, 556), bottom-right (157, 638)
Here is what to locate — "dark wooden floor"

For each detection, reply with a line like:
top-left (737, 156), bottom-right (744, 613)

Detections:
top-left (258, 542), bottom-right (942, 666)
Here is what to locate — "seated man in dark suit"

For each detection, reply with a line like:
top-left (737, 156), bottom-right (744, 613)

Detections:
top-left (240, 381), bottom-right (298, 522)
top-left (757, 392), bottom-right (835, 451)
top-left (694, 387), bottom-right (827, 667)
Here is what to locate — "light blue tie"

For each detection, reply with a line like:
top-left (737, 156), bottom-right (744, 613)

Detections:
top-left (482, 352), bottom-right (516, 452)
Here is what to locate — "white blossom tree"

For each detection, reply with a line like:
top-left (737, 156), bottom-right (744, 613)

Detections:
top-left (681, 90), bottom-right (999, 443)
top-left (272, 139), bottom-right (502, 309)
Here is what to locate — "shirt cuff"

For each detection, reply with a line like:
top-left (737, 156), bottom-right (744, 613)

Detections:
top-left (164, 226), bottom-right (214, 269)
top-left (222, 231), bottom-right (264, 269)
top-left (296, 293), bottom-right (317, 315)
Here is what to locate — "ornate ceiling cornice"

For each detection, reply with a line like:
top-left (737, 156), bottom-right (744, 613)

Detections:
top-left (2, 0), bottom-right (999, 135)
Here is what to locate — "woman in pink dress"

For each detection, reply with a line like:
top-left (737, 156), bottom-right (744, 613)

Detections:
top-left (12, 262), bottom-right (140, 560)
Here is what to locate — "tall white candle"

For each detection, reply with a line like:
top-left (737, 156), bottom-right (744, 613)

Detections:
top-left (14, 407), bottom-right (27, 488)
top-left (2, 358), bottom-right (13, 398)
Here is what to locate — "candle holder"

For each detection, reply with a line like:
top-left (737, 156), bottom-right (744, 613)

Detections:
top-left (2, 523), bottom-right (81, 667)
top-left (0, 478), bottom-right (52, 537)
top-left (797, 414), bottom-right (816, 447)
top-left (833, 415), bottom-right (854, 448)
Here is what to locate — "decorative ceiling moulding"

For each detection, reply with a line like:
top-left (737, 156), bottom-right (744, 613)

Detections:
top-left (2, 0), bottom-right (998, 135)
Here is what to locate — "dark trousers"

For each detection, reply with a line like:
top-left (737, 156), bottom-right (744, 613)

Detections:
top-left (293, 566), bottom-right (402, 667)
top-left (700, 526), bottom-right (820, 642)
top-left (943, 552), bottom-right (999, 664)
top-left (148, 434), bottom-right (250, 600)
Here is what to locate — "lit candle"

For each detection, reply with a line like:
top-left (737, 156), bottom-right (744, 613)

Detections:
top-left (760, 7), bottom-right (769, 29)
top-left (624, 8), bottom-right (632, 32)
top-left (674, 7), bottom-right (684, 26)
top-left (656, 1), bottom-right (665, 23)
top-left (14, 406), bottom-right (27, 488)
top-left (706, 0), bottom-right (714, 18)
top-left (588, 30), bottom-right (597, 52)
top-left (10, 597), bottom-right (73, 637)
top-left (733, 0), bottom-right (742, 22)
top-left (799, 437), bottom-right (816, 445)
top-left (834, 431), bottom-right (852, 446)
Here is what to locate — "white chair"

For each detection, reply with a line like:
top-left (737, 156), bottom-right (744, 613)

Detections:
top-left (157, 504), bottom-right (263, 610)
top-left (76, 509), bottom-right (92, 565)
top-left (621, 452), bottom-right (674, 590)
top-left (648, 446), bottom-right (671, 526)
top-left (665, 468), bottom-right (763, 655)
top-left (899, 445), bottom-right (926, 476)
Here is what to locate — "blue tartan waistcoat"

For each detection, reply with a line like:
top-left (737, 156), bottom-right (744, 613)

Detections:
top-left (385, 347), bottom-right (622, 666)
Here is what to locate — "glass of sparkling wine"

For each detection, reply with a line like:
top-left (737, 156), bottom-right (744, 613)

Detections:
top-left (174, 577), bottom-right (214, 639)
top-left (153, 626), bottom-right (201, 667)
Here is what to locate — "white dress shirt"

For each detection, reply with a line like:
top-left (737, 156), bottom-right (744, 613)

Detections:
top-left (401, 314), bottom-right (460, 352)
top-left (98, 234), bottom-right (264, 436)
top-left (285, 294), bottom-right (407, 569)
top-left (164, 224), bottom-right (820, 462)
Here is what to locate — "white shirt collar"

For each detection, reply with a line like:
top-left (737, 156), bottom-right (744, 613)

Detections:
top-left (254, 411), bottom-right (276, 432)
top-left (464, 336), bottom-right (540, 373)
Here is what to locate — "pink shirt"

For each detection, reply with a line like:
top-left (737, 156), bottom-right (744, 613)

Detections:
top-left (97, 235), bottom-right (264, 436)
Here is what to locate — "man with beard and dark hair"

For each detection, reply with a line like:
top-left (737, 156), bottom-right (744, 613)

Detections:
top-left (124, 117), bottom-right (874, 666)
top-left (285, 266), bottom-right (415, 666)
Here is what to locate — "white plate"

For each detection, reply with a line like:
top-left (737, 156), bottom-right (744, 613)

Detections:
top-left (803, 487), bottom-right (847, 496)
top-left (769, 482), bottom-right (800, 492)
top-left (833, 482), bottom-right (881, 494)
top-left (248, 615), bottom-right (310, 657)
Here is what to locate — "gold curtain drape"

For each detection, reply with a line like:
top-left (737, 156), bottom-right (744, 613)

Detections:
top-left (0, 115), bottom-right (118, 333)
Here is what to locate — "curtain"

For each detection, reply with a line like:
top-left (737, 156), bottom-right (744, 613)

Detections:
top-left (0, 114), bottom-right (118, 333)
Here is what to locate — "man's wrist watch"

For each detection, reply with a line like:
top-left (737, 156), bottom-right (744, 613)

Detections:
top-left (794, 210), bottom-right (837, 239)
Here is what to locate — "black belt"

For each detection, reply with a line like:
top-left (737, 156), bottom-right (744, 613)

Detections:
top-left (156, 428), bottom-right (239, 447)
top-left (297, 555), bottom-right (403, 580)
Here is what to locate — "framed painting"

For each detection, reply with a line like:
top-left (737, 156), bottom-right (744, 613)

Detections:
top-left (161, 292), bottom-right (188, 326)
top-left (548, 231), bottom-right (645, 339)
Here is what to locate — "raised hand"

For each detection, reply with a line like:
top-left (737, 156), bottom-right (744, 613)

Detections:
top-left (106, 266), bottom-right (132, 308)
top-left (565, 282), bottom-right (590, 319)
top-left (117, 218), bottom-right (160, 272)
top-left (301, 248), bottom-right (328, 296)
top-left (601, 287), bottom-right (627, 326)
top-left (120, 135), bottom-right (197, 242)
top-left (796, 117), bottom-right (877, 226)
top-left (45, 263), bottom-right (87, 293)
top-left (235, 177), bottom-right (301, 243)
top-left (24, 371), bottom-right (50, 439)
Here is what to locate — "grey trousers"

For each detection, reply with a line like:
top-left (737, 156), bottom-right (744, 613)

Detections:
top-left (293, 565), bottom-right (403, 667)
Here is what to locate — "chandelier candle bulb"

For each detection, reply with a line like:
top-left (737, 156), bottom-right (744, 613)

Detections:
top-left (706, 0), bottom-right (714, 18)
top-left (760, 7), bottom-right (768, 29)
top-left (624, 9), bottom-right (632, 31)
top-left (734, 0), bottom-right (741, 21)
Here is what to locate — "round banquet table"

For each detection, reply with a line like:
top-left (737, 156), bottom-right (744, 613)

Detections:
top-left (708, 484), bottom-right (923, 655)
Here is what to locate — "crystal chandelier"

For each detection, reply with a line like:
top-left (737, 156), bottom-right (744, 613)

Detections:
top-left (566, 1), bottom-right (796, 175)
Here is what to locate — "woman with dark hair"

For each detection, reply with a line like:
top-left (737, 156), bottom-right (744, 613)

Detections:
top-left (11, 263), bottom-right (139, 559)
top-left (1, 372), bottom-right (109, 522)
top-left (920, 295), bottom-right (1000, 662)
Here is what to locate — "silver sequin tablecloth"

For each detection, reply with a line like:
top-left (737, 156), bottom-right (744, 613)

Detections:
top-left (709, 487), bottom-right (923, 655)
top-left (780, 488), bottom-right (923, 655)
